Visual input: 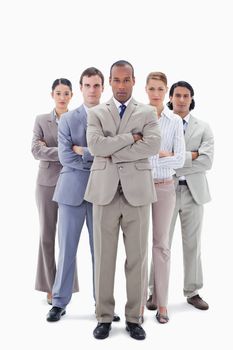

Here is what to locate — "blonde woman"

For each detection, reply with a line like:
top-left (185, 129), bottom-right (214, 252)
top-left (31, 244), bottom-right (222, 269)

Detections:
top-left (145, 72), bottom-right (185, 323)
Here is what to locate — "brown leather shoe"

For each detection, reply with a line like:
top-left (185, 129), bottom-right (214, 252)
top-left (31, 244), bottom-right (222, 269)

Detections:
top-left (146, 295), bottom-right (157, 311)
top-left (187, 294), bottom-right (209, 310)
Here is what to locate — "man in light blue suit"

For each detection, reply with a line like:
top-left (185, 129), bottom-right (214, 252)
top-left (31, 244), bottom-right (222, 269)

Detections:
top-left (46, 67), bottom-right (105, 322)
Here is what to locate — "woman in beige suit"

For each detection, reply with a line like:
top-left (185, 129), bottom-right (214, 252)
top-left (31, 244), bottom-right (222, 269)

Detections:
top-left (32, 78), bottom-right (78, 304)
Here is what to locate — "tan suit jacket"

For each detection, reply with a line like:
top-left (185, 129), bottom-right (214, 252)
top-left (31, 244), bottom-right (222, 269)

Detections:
top-left (84, 98), bottom-right (161, 206)
top-left (174, 114), bottom-right (214, 204)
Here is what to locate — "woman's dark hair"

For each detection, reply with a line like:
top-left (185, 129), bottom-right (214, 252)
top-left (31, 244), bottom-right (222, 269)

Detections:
top-left (79, 67), bottom-right (104, 86)
top-left (167, 81), bottom-right (195, 111)
top-left (52, 78), bottom-right (72, 92)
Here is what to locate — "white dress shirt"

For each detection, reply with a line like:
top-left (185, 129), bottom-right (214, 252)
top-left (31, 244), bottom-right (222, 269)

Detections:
top-left (113, 97), bottom-right (132, 114)
top-left (150, 106), bottom-right (185, 179)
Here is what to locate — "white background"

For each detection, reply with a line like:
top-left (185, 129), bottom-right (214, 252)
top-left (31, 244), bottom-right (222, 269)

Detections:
top-left (1, 0), bottom-right (232, 349)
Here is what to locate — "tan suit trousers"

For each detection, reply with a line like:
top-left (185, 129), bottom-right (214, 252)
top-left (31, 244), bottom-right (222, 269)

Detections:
top-left (93, 188), bottom-right (150, 324)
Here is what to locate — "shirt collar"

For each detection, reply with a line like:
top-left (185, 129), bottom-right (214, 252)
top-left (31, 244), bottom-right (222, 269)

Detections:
top-left (113, 96), bottom-right (132, 110)
top-left (182, 113), bottom-right (191, 124)
top-left (52, 109), bottom-right (59, 124)
top-left (160, 105), bottom-right (174, 120)
top-left (83, 104), bottom-right (90, 114)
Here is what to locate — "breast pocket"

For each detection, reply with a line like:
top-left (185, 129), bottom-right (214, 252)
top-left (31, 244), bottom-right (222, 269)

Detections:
top-left (135, 163), bottom-right (152, 171)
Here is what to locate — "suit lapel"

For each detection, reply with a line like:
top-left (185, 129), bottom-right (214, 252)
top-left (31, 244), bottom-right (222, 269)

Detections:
top-left (185, 114), bottom-right (197, 142)
top-left (118, 98), bottom-right (137, 133)
top-left (106, 98), bottom-right (121, 132)
top-left (47, 112), bottom-right (58, 143)
top-left (76, 105), bottom-right (87, 129)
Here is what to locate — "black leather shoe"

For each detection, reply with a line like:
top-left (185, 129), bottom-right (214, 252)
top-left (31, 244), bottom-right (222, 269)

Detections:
top-left (46, 306), bottom-right (66, 322)
top-left (126, 321), bottom-right (146, 340)
top-left (113, 313), bottom-right (120, 322)
top-left (93, 322), bottom-right (111, 339)
top-left (146, 295), bottom-right (157, 310)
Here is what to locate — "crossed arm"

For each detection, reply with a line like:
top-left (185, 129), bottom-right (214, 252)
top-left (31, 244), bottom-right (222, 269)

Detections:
top-left (31, 117), bottom-right (59, 161)
top-left (58, 117), bottom-right (93, 169)
top-left (175, 124), bottom-right (214, 176)
top-left (87, 109), bottom-right (161, 163)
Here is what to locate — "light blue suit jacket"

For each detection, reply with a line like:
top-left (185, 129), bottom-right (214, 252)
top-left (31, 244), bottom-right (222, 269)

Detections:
top-left (53, 105), bottom-right (93, 206)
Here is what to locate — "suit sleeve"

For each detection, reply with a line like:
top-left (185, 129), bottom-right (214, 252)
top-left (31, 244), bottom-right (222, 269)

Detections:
top-left (175, 123), bottom-right (214, 176)
top-left (111, 111), bottom-right (161, 163)
top-left (31, 116), bottom-right (59, 161)
top-left (87, 109), bottom-right (135, 157)
top-left (58, 117), bottom-right (92, 170)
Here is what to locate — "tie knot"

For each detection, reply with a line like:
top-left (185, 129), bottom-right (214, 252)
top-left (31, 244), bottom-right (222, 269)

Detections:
top-left (119, 104), bottom-right (126, 118)
top-left (182, 119), bottom-right (186, 125)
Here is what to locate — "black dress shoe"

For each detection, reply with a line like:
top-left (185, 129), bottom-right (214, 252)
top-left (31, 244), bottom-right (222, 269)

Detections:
top-left (113, 313), bottom-right (120, 322)
top-left (126, 321), bottom-right (146, 340)
top-left (46, 306), bottom-right (66, 322)
top-left (93, 322), bottom-right (111, 339)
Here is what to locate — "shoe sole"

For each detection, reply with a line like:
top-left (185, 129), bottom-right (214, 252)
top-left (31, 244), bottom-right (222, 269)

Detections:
top-left (126, 327), bottom-right (146, 340)
top-left (187, 300), bottom-right (209, 310)
top-left (46, 310), bottom-right (66, 322)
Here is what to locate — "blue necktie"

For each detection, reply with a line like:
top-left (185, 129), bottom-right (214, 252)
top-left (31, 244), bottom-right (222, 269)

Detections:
top-left (182, 119), bottom-right (186, 134)
top-left (119, 104), bottom-right (126, 118)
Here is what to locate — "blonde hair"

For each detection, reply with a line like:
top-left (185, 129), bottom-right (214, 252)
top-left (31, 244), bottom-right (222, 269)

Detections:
top-left (146, 72), bottom-right (167, 86)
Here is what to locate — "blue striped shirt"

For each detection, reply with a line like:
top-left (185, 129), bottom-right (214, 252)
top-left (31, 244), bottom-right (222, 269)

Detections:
top-left (150, 106), bottom-right (185, 179)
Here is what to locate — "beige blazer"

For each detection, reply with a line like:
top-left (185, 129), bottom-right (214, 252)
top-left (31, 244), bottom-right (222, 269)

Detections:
top-left (31, 112), bottom-right (62, 186)
top-left (84, 98), bottom-right (161, 206)
top-left (174, 114), bottom-right (214, 204)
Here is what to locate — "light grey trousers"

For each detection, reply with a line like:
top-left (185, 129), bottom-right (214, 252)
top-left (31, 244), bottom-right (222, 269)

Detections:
top-left (52, 201), bottom-right (94, 308)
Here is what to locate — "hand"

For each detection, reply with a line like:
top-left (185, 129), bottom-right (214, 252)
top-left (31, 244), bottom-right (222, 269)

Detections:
top-left (132, 133), bottom-right (143, 142)
top-left (159, 150), bottom-right (174, 158)
top-left (38, 140), bottom-right (46, 146)
top-left (191, 151), bottom-right (199, 160)
top-left (72, 145), bottom-right (84, 156)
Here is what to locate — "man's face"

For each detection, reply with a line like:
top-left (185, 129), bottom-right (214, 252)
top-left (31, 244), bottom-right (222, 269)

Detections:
top-left (170, 86), bottom-right (192, 117)
top-left (109, 65), bottom-right (135, 103)
top-left (80, 75), bottom-right (104, 107)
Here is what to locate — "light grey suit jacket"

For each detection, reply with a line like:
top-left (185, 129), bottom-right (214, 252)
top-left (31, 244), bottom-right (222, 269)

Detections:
top-left (174, 114), bottom-right (214, 204)
top-left (84, 98), bottom-right (161, 206)
top-left (53, 105), bottom-right (93, 206)
top-left (32, 112), bottom-right (62, 186)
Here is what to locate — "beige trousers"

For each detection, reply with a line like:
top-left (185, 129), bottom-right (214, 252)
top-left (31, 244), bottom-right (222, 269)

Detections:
top-left (93, 189), bottom-right (150, 323)
top-left (151, 181), bottom-right (176, 307)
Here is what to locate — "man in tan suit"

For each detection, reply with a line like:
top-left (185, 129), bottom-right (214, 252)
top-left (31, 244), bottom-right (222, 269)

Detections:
top-left (146, 81), bottom-right (214, 312)
top-left (84, 60), bottom-right (161, 340)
